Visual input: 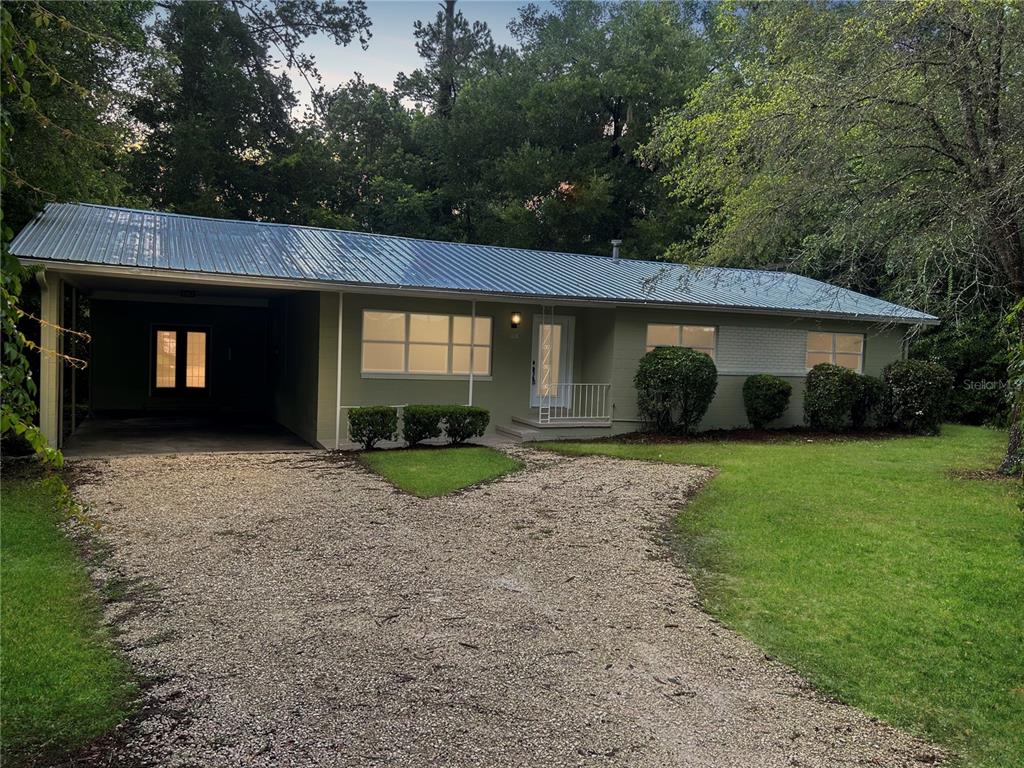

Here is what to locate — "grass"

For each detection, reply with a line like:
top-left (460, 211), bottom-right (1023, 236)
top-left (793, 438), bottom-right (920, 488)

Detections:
top-left (540, 425), bottom-right (1022, 768)
top-left (359, 445), bottom-right (523, 497)
top-left (1, 471), bottom-right (135, 764)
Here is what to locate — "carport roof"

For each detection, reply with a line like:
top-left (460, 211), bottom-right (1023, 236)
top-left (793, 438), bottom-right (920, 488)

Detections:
top-left (11, 203), bottom-right (937, 324)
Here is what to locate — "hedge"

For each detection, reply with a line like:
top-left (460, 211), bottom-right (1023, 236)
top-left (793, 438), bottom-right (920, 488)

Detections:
top-left (348, 406), bottom-right (398, 449)
top-left (883, 360), bottom-right (953, 434)
top-left (804, 363), bottom-right (861, 431)
top-left (742, 374), bottom-right (792, 429)
top-left (402, 405), bottom-right (445, 445)
top-left (634, 346), bottom-right (717, 434)
top-left (442, 405), bottom-right (490, 444)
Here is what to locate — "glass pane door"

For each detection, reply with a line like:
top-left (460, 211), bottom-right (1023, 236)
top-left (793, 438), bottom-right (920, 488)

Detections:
top-left (531, 315), bottom-right (573, 406)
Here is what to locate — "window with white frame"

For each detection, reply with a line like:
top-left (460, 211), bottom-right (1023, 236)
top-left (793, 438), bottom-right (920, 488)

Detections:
top-left (361, 310), bottom-right (492, 376)
top-left (645, 323), bottom-right (716, 360)
top-left (806, 331), bottom-right (864, 372)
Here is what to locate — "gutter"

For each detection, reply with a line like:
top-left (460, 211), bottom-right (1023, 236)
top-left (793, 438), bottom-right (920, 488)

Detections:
top-left (16, 258), bottom-right (941, 327)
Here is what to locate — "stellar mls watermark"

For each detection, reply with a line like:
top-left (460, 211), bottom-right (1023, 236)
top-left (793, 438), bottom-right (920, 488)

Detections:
top-left (963, 380), bottom-right (1007, 392)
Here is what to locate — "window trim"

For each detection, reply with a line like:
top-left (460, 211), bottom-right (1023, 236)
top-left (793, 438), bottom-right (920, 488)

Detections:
top-left (360, 310), bottom-right (492, 378)
top-left (645, 323), bottom-right (718, 360)
top-left (150, 325), bottom-right (211, 396)
top-left (805, 331), bottom-right (865, 373)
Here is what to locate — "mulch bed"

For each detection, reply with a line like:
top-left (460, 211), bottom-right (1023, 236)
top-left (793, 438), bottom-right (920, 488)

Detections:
top-left (946, 468), bottom-right (1022, 482)
top-left (583, 427), bottom-right (913, 446)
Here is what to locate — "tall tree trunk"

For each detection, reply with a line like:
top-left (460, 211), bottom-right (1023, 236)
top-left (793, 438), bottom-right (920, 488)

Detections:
top-left (437, 0), bottom-right (456, 118)
top-left (998, 307), bottom-right (1023, 475)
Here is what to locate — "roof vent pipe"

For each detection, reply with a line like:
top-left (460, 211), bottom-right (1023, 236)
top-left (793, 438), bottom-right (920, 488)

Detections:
top-left (611, 239), bottom-right (622, 262)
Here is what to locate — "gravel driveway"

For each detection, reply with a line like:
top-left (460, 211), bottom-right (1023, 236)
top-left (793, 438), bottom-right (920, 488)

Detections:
top-left (69, 448), bottom-right (942, 767)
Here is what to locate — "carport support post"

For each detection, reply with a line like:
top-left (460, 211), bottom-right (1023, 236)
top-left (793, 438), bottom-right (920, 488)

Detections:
top-left (334, 292), bottom-right (344, 450)
top-left (468, 299), bottom-right (476, 406)
top-left (37, 271), bottom-right (61, 447)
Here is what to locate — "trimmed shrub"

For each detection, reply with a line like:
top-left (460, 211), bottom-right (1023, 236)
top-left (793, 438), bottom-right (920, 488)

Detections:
top-left (348, 406), bottom-right (398, 449)
top-left (883, 360), bottom-right (954, 434)
top-left (851, 375), bottom-right (889, 429)
top-left (804, 363), bottom-right (861, 431)
top-left (402, 405), bottom-right (445, 445)
top-left (742, 374), bottom-right (792, 429)
top-left (634, 347), bottom-right (718, 434)
top-left (442, 405), bottom-right (490, 444)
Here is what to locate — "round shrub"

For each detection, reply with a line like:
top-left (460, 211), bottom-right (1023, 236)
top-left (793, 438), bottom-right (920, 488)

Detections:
top-left (804, 363), bottom-right (861, 432)
top-left (882, 360), bottom-right (953, 434)
top-left (742, 374), bottom-right (792, 429)
top-left (348, 406), bottom-right (398, 449)
top-left (634, 347), bottom-right (717, 434)
top-left (443, 405), bottom-right (490, 444)
top-left (851, 374), bottom-right (889, 429)
top-left (402, 405), bottom-right (445, 445)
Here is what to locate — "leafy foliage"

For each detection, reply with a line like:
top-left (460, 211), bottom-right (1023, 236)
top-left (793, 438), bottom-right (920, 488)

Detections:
top-left (441, 405), bottom-right (489, 445)
top-left (851, 375), bottom-right (889, 431)
top-left (401, 404), bottom-right (445, 446)
top-left (883, 360), bottom-right (954, 435)
top-left (742, 374), bottom-right (792, 429)
top-left (804, 364), bottom-right (862, 432)
top-left (634, 346), bottom-right (718, 434)
top-left (911, 316), bottom-right (1010, 427)
top-left (348, 405), bottom-right (398, 449)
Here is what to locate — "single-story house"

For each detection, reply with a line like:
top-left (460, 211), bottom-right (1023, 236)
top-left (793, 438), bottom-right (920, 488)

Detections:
top-left (11, 202), bottom-right (938, 449)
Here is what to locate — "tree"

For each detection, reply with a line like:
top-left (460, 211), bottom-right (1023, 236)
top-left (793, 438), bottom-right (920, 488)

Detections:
top-left (312, 74), bottom-right (443, 236)
top-left (130, 0), bottom-right (372, 222)
top-left (2, 1), bottom-right (151, 233)
top-left (1, 2), bottom-right (132, 463)
top-left (646, 0), bottom-right (1023, 469)
top-left (394, 0), bottom-right (507, 117)
top-left (433, 0), bottom-right (707, 251)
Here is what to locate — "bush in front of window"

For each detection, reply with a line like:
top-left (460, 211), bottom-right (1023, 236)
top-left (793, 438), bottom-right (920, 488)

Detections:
top-left (882, 360), bottom-right (953, 435)
top-left (851, 374), bottom-right (889, 429)
top-left (349, 406), bottom-right (399, 449)
top-left (804, 363), bottom-right (861, 431)
top-left (402, 405), bottom-right (445, 446)
top-left (634, 347), bottom-right (718, 434)
top-left (442, 405), bottom-right (490, 444)
top-left (742, 374), bottom-right (792, 429)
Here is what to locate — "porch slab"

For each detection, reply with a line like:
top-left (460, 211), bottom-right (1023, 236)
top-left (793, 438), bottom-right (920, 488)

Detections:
top-left (62, 417), bottom-right (312, 459)
top-left (511, 415), bottom-right (613, 429)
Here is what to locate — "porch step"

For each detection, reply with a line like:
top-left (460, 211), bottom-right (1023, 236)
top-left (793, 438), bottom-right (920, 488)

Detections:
top-left (511, 416), bottom-right (613, 429)
top-left (495, 423), bottom-right (542, 442)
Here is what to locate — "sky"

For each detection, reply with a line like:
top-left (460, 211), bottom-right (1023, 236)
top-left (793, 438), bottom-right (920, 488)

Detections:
top-left (287, 1), bottom-right (551, 108)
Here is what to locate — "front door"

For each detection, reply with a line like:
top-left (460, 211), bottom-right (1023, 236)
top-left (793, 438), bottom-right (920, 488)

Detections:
top-left (531, 315), bottom-right (574, 407)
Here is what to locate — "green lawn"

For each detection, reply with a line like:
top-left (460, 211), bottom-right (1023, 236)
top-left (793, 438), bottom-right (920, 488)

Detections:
top-left (540, 426), bottom-right (1022, 768)
top-left (1, 472), bottom-right (135, 764)
top-left (359, 445), bottom-right (523, 497)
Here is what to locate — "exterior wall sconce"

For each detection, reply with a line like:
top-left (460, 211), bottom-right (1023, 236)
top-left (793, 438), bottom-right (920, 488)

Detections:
top-left (510, 311), bottom-right (522, 329)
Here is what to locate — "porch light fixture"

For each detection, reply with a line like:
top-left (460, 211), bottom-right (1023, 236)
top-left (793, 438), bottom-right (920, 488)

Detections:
top-left (510, 311), bottom-right (522, 329)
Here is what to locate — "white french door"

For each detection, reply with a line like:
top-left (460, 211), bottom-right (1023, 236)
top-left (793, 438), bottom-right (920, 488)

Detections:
top-left (531, 314), bottom-right (574, 407)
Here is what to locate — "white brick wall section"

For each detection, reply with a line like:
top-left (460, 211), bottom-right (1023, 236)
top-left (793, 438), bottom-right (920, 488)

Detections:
top-left (716, 326), bottom-right (807, 376)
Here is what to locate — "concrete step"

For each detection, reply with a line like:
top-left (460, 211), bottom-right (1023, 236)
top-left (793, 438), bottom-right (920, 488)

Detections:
top-left (495, 423), bottom-right (542, 442)
top-left (511, 416), bottom-right (612, 429)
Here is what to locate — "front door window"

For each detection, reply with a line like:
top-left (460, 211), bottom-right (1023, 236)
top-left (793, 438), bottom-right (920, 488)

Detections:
top-left (531, 315), bottom-right (574, 406)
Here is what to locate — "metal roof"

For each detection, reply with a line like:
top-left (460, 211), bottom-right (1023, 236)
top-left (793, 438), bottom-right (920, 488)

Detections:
top-left (10, 203), bottom-right (937, 324)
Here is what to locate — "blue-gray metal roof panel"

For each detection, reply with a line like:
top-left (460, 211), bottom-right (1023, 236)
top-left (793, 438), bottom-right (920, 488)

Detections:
top-left (9, 203), bottom-right (937, 323)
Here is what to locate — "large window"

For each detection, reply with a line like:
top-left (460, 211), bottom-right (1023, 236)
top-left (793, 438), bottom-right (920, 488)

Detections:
top-left (645, 323), bottom-right (716, 360)
top-left (153, 328), bottom-right (208, 392)
top-left (806, 332), bottom-right (863, 372)
top-left (361, 311), bottom-right (491, 376)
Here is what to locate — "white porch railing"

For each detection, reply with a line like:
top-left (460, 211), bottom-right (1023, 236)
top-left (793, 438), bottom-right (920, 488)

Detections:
top-left (537, 383), bottom-right (612, 424)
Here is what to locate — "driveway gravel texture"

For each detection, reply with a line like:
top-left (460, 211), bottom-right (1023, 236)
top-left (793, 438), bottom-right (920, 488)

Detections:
top-left (67, 447), bottom-right (944, 768)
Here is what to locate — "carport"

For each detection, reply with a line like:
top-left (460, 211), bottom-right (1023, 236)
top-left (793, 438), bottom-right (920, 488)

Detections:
top-left (43, 270), bottom-right (325, 456)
